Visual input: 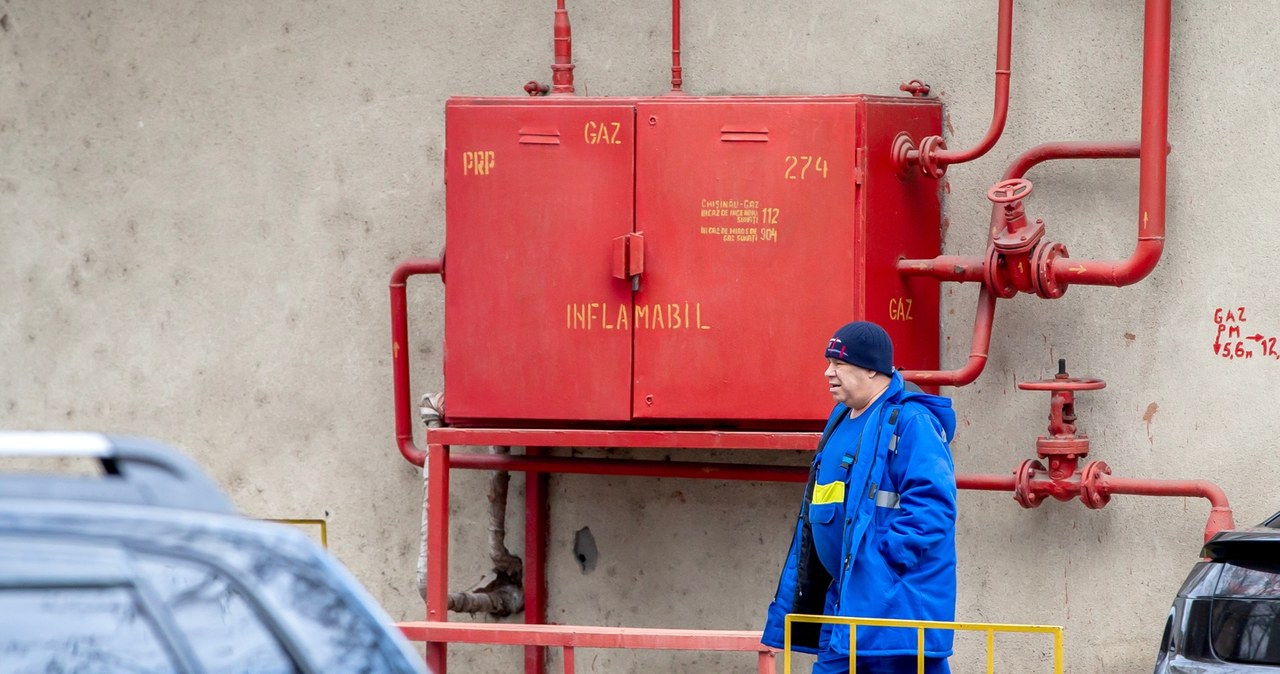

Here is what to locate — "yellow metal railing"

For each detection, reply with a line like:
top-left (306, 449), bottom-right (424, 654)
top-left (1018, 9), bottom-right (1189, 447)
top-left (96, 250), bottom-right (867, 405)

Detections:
top-left (783, 614), bottom-right (1064, 674)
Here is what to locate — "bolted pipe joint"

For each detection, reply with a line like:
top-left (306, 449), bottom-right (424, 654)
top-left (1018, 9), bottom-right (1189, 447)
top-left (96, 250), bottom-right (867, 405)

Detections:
top-left (892, 133), bottom-right (950, 179)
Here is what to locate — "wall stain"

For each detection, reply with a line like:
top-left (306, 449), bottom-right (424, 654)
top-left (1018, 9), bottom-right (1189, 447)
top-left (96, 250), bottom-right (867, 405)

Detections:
top-left (1142, 402), bottom-right (1159, 443)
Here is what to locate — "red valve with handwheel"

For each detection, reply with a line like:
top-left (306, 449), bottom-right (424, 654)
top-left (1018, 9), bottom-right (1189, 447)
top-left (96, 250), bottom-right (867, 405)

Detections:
top-left (1018, 359), bottom-right (1104, 480)
top-left (987, 178), bottom-right (1033, 204)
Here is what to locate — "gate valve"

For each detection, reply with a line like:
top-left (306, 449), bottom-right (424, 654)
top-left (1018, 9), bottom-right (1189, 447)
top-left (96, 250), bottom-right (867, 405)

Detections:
top-left (987, 179), bottom-right (1046, 255)
top-left (1017, 359), bottom-right (1105, 481)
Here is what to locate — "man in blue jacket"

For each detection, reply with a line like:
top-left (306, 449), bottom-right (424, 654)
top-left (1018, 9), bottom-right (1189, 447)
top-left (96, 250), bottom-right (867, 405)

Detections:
top-left (763, 321), bottom-right (958, 674)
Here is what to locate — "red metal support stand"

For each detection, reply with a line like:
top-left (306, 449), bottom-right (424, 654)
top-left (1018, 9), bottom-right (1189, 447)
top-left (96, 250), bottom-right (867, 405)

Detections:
top-left (426, 442), bottom-right (450, 674)
top-left (525, 447), bottom-right (548, 674)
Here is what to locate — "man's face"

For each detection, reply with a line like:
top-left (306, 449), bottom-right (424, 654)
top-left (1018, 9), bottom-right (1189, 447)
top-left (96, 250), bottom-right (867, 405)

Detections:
top-left (824, 358), bottom-right (875, 409)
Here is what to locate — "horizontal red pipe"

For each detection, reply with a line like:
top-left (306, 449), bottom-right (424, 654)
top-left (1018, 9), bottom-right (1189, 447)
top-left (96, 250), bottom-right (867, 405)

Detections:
top-left (900, 141), bottom-right (1144, 285)
top-left (895, 255), bottom-right (985, 283)
top-left (955, 471), bottom-right (1234, 542)
top-left (450, 452), bottom-right (809, 483)
top-left (426, 427), bottom-right (821, 451)
top-left (1000, 141), bottom-right (1142, 182)
top-left (955, 472), bottom-right (1017, 492)
top-left (901, 285), bottom-right (996, 387)
top-left (446, 452), bottom-right (1233, 539)
top-left (1101, 476), bottom-right (1235, 541)
top-left (391, 258), bottom-right (444, 467)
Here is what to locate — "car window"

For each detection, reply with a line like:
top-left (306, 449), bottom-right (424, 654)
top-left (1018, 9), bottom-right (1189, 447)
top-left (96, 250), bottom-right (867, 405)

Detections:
top-left (0, 586), bottom-right (178, 673)
top-left (244, 551), bottom-right (408, 672)
top-left (136, 555), bottom-right (299, 674)
top-left (1212, 562), bottom-right (1280, 665)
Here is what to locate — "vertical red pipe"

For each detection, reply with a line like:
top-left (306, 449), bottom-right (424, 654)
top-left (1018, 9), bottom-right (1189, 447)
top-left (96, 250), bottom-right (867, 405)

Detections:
top-left (426, 443), bottom-right (451, 673)
top-left (933, 0), bottom-right (1013, 165)
top-left (551, 0), bottom-right (575, 95)
top-left (391, 259), bottom-right (443, 467)
top-left (901, 285), bottom-right (996, 386)
top-left (670, 0), bottom-right (683, 92)
top-left (1049, 0), bottom-right (1169, 286)
top-left (525, 447), bottom-right (549, 674)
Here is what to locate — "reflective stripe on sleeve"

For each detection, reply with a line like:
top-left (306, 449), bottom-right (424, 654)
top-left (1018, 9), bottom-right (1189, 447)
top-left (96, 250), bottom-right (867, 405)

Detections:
top-left (874, 490), bottom-right (901, 509)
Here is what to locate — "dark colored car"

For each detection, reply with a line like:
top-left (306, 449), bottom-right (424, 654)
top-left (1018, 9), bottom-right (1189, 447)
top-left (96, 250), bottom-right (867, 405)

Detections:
top-left (0, 432), bottom-right (428, 674)
top-left (1154, 512), bottom-right (1280, 673)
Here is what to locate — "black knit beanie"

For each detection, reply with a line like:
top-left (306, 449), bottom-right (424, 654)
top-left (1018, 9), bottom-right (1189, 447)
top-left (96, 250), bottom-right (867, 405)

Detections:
top-left (825, 321), bottom-right (894, 375)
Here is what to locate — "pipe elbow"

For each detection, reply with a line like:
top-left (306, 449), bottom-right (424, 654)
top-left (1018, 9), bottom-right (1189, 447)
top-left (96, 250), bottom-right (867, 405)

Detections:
top-left (398, 436), bottom-right (427, 467)
top-left (391, 258), bottom-right (444, 286)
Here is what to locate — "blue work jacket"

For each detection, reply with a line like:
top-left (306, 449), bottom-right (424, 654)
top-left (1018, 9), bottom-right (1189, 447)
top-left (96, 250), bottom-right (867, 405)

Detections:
top-left (762, 372), bottom-right (958, 658)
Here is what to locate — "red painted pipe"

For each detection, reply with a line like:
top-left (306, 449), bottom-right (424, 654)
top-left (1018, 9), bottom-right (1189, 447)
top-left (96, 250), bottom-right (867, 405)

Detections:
top-left (1049, 0), bottom-right (1169, 287)
top-left (901, 285), bottom-right (996, 387)
top-left (899, 142), bottom-right (1145, 285)
top-left (931, 0), bottom-right (1013, 166)
top-left (1000, 141), bottom-right (1143, 183)
top-left (551, 0), bottom-right (575, 95)
top-left (670, 0), bottom-right (683, 93)
top-left (391, 258), bottom-right (444, 467)
top-left (987, 140), bottom-right (1143, 252)
top-left (895, 255), bottom-right (985, 284)
top-left (524, 448), bottom-right (548, 674)
top-left (450, 452), bottom-right (810, 483)
top-left (1100, 476), bottom-right (1235, 541)
top-left (956, 470), bottom-right (1234, 542)
top-left (956, 472), bottom-right (1017, 492)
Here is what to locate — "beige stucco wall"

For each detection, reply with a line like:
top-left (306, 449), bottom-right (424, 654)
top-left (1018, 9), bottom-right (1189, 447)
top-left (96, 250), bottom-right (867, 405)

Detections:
top-left (4, 1), bottom-right (1278, 671)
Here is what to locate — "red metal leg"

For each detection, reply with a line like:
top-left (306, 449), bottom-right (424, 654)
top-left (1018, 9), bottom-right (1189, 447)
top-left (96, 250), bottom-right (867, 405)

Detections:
top-left (562, 646), bottom-right (575, 674)
top-left (525, 447), bottom-right (548, 674)
top-left (426, 443), bottom-right (450, 673)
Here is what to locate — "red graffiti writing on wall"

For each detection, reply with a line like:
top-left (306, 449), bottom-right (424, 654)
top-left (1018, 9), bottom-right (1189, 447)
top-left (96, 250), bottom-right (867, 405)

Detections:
top-left (1213, 306), bottom-right (1280, 360)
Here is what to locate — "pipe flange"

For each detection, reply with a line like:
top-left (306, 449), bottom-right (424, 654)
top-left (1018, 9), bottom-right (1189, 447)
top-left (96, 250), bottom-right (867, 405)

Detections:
top-left (1013, 459), bottom-right (1047, 509)
top-left (984, 247), bottom-right (1017, 299)
top-left (891, 132), bottom-right (917, 177)
top-left (1079, 461), bottom-right (1112, 510)
top-left (917, 135), bottom-right (948, 179)
top-left (1031, 241), bottom-right (1069, 299)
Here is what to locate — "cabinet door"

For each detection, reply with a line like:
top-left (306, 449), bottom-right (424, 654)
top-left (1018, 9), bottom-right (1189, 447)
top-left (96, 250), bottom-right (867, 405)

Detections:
top-left (633, 100), bottom-right (861, 425)
top-left (444, 102), bottom-right (635, 423)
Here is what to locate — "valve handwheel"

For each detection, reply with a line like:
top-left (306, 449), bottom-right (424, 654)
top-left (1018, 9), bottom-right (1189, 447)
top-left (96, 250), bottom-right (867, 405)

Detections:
top-left (987, 178), bottom-right (1033, 204)
top-left (1018, 377), bottom-right (1106, 392)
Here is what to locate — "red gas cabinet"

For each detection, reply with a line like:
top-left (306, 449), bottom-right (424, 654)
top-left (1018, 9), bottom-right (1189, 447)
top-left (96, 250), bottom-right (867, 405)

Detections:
top-left (443, 95), bottom-right (942, 428)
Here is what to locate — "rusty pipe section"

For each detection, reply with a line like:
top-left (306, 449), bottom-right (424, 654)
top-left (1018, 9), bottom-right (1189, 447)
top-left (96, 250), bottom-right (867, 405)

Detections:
top-left (1048, 0), bottom-right (1169, 287)
top-left (391, 258), bottom-right (445, 467)
top-left (895, 0), bottom-right (1013, 177)
top-left (895, 255), bottom-right (985, 284)
top-left (901, 285), bottom-right (996, 386)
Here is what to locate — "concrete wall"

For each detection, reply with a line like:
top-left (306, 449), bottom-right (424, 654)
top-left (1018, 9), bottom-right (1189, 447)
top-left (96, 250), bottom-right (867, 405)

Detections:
top-left (4, 1), bottom-right (1276, 671)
